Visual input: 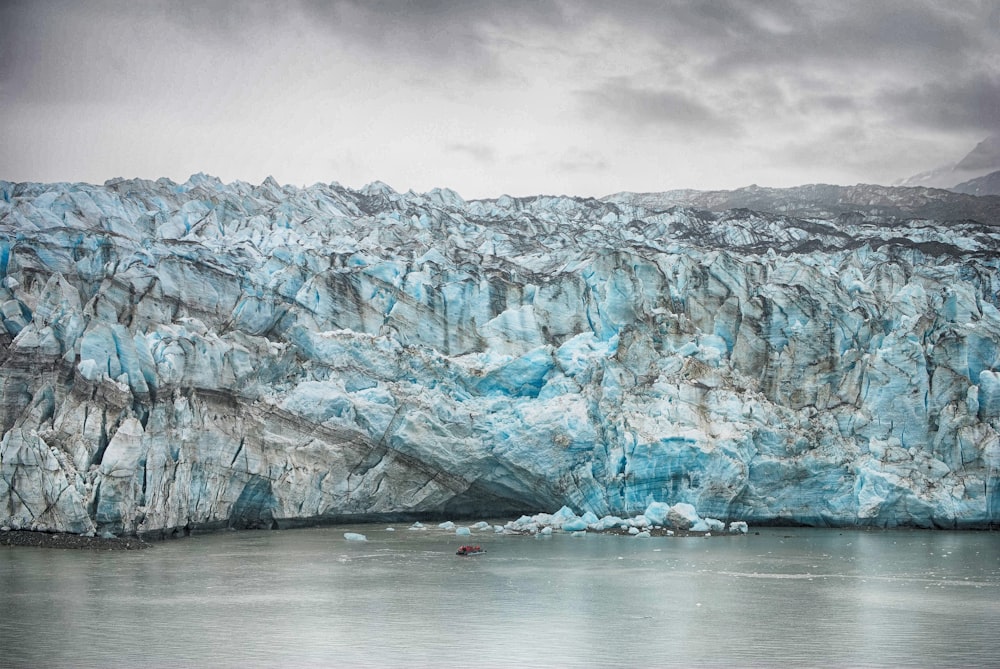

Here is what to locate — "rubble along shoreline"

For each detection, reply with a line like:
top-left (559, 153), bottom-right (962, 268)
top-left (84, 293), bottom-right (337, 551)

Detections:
top-left (0, 524), bottom-right (726, 549)
top-left (0, 530), bottom-right (152, 550)
top-left (4, 522), bottom-right (994, 551)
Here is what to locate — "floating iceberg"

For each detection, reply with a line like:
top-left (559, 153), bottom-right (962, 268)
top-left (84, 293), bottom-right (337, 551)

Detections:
top-left (500, 503), bottom-right (743, 536)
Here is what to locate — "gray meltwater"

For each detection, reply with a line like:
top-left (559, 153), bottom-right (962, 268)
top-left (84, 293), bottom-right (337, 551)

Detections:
top-left (2, 527), bottom-right (998, 668)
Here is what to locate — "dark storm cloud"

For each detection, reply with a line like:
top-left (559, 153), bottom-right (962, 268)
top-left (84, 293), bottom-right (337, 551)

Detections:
top-left (585, 1), bottom-right (989, 76)
top-left (881, 73), bottom-right (1000, 134)
top-left (559, 1), bottom-right (998, 150)
top-left (577, 78), bottom-right (739, 135)
top-left (719, 4), bottom-right (978, 74)
top-left (292, 0), bottom-right (570, 77)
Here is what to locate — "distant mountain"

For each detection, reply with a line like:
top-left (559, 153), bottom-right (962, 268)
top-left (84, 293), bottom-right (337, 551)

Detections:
top-left (952, 169), bottom-right (1000, 197)
top-left (954, 135), bottom-right (1000, 171)
top-left (895, 164), bottom-right (961, 189)
top-left (896, 135), bottom-right (1000, 189)
top-left (604, 182), bottom-right (1000, 224)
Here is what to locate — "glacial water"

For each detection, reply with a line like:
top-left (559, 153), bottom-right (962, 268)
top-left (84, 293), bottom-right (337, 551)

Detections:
top-left (1, 526), bottom-right (998, 668)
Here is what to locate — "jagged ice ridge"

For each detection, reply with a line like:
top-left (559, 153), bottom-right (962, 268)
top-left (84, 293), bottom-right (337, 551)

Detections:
top-left (1, 174), bottom-right (999, 536)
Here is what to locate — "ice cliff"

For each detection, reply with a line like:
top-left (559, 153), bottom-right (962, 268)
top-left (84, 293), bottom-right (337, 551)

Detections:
top-left (2, 174), bottom-right (999, 535)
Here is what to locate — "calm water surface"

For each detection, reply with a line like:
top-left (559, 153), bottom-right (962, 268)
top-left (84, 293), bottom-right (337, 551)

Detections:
top-left (2, 526), bottom-right (998, 668)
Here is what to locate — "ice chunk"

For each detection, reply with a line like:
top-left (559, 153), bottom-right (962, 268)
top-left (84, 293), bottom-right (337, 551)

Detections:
top-left (455, 526), bottom-right (471, 536)
top-left (561, 517), bottom-right (589, 532)
top-left (551, 505), bottom-right (578, 524)
top-left (643, 501), bottom-right (671, 526)
top-left (593, 515), bottom-right (626, 531)
top-left (343, 532), bottom-right (367, 542)
top-left (667, 503), bottom-right (701, 530)
top-left (704, 517), bottom-right (725, 532)
top-left (438, 521), bottom-right (456, 530)
top-left (728, 521), bottom-right (749, 534)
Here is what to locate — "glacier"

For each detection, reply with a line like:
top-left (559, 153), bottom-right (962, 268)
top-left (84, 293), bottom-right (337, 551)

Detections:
top-left (1, 174), bottom-right (999, 536)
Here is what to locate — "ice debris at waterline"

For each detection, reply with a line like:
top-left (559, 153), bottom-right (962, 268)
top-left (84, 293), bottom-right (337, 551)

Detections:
top-left (498, 504), bottom-right (748, 536)
top-left (1, 174), bottom-right (1000, 537)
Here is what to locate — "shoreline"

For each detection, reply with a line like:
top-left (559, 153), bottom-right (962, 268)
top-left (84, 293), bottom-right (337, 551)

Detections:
top-left (3, 521), bottom-right (995, 551)
top-left (0, 530), bottom-right (152, 551)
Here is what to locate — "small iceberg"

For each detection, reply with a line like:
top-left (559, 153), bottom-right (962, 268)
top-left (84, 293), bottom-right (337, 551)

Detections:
top-left (343, 532), bottom-right (367, 542)
top-left (728, 521), bottom-right (749, 534)
top-left (561, 517), bottom-right (589, 532)
top-left (499, 502), bottom-right (751, 537)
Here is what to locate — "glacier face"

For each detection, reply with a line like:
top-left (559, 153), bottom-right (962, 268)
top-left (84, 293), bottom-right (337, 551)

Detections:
top-left (1, 174), bottom-right (999, 535)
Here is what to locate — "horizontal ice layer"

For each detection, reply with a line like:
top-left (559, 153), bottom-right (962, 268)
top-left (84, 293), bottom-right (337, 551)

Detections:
top-left (1, 175), bottom-right (999, 535)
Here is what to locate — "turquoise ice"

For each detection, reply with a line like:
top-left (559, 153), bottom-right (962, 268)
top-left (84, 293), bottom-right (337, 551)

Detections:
top-left (1, 175), bottom-right (998, 535)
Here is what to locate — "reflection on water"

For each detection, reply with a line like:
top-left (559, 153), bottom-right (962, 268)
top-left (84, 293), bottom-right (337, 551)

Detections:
top-left (2, 527), bottom-right (998, 668)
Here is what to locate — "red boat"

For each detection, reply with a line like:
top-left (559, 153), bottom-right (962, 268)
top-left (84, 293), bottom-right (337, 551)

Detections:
top-left (456, 544), bottom-right (486, 556)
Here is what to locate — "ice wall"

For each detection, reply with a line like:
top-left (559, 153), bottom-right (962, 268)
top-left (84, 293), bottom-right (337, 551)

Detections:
top-left (1, 175), bottom-right (998, 535)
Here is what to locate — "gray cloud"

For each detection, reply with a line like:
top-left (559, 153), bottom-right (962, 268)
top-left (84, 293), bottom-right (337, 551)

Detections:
top-left (0, 1), bottom-right (285, 107)
top-left (592, 1), bottom-right (990, 77)
top-left (802, 94), bottom-right (858, 114)
top-left (565, 1), bottom-right (999, 170)
top-left (290, 0), bottom-right (571, 80)
top-left (2, 0), bottom-right (1000, 194)
top-left (577, 78), bottom-right (740, 135)
top-left (446, 142), bottom-right (497, 163)
top-left (552, 149), bottom-right (610, 174)
top-left (881, 72), bottom-right (1000, 134)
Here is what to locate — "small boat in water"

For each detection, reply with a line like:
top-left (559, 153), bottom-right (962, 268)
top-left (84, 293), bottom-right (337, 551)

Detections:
top-left (456, 544), bottom-right (486, 556)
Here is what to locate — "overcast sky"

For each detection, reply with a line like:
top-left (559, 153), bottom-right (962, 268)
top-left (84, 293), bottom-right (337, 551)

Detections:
top-left (2, 0), bottom-right (999, 198)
